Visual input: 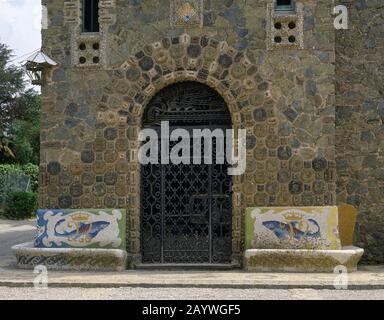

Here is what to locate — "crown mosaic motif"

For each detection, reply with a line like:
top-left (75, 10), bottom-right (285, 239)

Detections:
top-left (283, 211), bottom-right (304, 221)
top-left (70, 212), bottom-right (91, 221)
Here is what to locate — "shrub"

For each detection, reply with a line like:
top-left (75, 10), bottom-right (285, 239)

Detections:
top-left (4, 192), bottom-right (38, 220)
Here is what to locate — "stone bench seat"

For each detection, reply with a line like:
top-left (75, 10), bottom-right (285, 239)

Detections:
top-left (13, 209), bottom-right (127, 271)
top-left (244, 205), bottom-right (364, 272)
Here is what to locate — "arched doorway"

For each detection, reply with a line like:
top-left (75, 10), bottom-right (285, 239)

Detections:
top-left (140, 81), bottom-right (233, 265)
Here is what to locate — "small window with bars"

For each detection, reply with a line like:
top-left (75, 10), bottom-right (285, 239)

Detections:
top-left (83, 0), bottom-right (100, 33)
top-left (275, 0), bottom-right (295, 12)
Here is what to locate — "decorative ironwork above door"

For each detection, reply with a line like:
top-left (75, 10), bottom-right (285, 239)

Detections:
top-left (142, 81), bottom-right (231, 127)
top-left (140, 82), bottom-right (232, 264)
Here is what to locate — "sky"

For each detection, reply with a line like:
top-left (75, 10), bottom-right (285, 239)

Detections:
top-left (0, 0), bottom-right (42, 65)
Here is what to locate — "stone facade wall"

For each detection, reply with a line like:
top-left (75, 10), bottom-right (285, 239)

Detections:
top-left (336, 0), bottom-right (384, 263)
top-left (40, 0), bottom-right (336, 266)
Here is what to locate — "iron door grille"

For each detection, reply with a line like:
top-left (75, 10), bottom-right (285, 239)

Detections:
top-left (140, 82), bottom-right (232, 264)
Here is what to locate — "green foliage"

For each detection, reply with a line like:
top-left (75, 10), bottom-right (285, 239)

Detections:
top-left (4, 191), bottom-right (38, 220)
top-left (3, 92), bottom-right (40, 165)
top-left (9, 117), bottom-right (40, 164)
top-left (0, 43), bottom-right (26, 134)
top-left (0, 43), bottom-right (40, 165)
top-left (0, 43), bottom-right (25, 102)
top-left (0, 164), bottom-right (39, 192)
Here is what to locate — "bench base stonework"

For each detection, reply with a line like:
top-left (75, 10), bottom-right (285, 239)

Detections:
top-left (12, 242), bottom-right (127, 271)
top-left (244, 246), bottom-right (364, 273)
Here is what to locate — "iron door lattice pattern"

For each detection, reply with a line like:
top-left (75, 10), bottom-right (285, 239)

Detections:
top-left (140, 82), bottom-right (232, 264)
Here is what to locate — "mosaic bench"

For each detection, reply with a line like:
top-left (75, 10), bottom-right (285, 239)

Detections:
top-left (12, 209), bottom-right (127, 271)
top-left (244, 206), bottom-right (364, 272)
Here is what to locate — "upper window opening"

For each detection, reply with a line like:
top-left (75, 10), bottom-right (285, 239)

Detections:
top-left (83, 0), bottom-right (99, 33)
top-left (275, 0), bottom-right (295, 12)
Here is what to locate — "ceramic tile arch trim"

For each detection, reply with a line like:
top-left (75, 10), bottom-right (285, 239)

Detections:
top-left (113, 34), bottom-right (270, 127)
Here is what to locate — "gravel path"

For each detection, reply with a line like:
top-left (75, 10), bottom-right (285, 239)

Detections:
top-left (0, 287), bottom-right (383, 300)
top-left (0, 219), bottom-right (35, 268)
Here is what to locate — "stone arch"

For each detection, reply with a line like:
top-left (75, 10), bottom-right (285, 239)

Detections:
top-left (96, 34), bottom-right (275, 266)
top-left (107, 33), bottom-right (274, 127)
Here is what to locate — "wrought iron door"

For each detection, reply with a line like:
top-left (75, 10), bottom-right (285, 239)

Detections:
top-left (140, 82), bottom-right (232, 264)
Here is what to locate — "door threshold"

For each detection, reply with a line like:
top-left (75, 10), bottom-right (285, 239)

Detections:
top-left (135, 263), bottom-right (237, 271)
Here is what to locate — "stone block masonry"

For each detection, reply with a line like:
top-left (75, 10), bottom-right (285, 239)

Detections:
top-left (335, 1), bottom-right (384, 263)
top-left (37, 0), bottom-right (383, 265)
